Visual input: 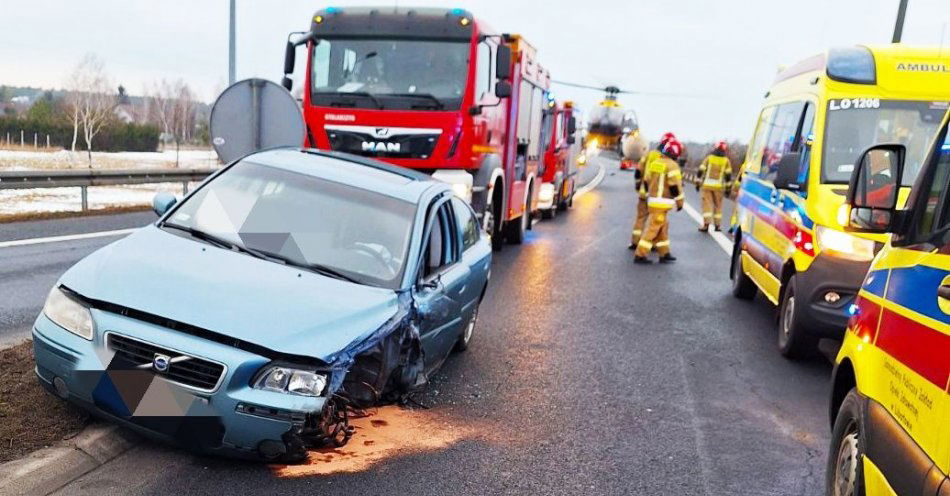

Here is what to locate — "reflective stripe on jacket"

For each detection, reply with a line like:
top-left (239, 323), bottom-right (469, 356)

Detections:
top-left (699, 154), bottom-right (732, 190)
top-left (641, 156), bottom-right (684, 209)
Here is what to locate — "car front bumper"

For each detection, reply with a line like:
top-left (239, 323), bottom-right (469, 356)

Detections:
top-left (32, 310), bottom-right (327, 461)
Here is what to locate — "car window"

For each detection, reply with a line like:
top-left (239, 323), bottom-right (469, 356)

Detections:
top-left (451, 197), bottom-right (480, 251)
top-left (165, 160), bottom-right (414, 289)
top-left (422, 202), bottom-right (458, 279)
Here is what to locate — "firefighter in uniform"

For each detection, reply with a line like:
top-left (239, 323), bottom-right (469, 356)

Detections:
top-left (629, 132), bottom-right (676, 250)
top-left (696, 140), bottom-right (733, 232)
top-left (634, 140), bottom-right (685, 264)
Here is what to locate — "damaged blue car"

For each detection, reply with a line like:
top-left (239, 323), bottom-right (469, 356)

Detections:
top-left (32, 148), bottom-right (491, 462)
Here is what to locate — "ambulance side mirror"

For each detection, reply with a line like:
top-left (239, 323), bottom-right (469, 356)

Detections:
top-left (773, 152), bottom-right (802, 191)
top-left (844, 144), bottom-right (906, 233)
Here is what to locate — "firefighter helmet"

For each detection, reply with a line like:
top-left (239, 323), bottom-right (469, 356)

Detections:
top-left (714, 140), bottom-right (728, 152)
top-left (660, 132), bottom-right (677, 145)
top-left (662, 140), bottom-right (682, 159)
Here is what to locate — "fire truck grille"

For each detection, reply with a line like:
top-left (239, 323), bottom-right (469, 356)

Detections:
top-left (325, 129), bottom-right (440, 159)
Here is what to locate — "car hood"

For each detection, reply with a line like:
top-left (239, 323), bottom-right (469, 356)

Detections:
top-left (60, 225), bottom-right (401, 362)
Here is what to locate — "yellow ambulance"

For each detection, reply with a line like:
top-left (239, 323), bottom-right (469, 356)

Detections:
top-left (826, 106), bottom-right (949, 496)
top-left (730, 45), bottom-right (950, 358)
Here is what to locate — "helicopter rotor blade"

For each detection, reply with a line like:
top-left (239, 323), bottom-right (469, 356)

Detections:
top-left (552, 79), bottom-right (712, 99)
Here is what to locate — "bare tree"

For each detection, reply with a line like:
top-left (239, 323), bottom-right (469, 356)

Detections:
top-left (147, 79), bottom-right (197, 167)
top-left (64, 54), bottom-right (115, 166)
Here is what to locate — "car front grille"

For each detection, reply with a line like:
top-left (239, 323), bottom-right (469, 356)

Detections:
top-left (107, 333), bottom-right (225, 392)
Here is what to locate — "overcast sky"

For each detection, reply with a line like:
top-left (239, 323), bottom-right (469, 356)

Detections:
top-left (2, 0), bottom-right (948, 141)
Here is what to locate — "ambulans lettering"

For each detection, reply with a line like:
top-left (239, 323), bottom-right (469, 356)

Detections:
top-left (895, 62), bottom-right (950, 73)
top-left (828, 98), bottom-right (881, 111)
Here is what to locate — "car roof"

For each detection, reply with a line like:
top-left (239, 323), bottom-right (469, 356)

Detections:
top-left (242, 147), bottom-right (445, 203)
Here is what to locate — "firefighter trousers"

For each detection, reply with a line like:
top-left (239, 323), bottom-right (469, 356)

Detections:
top-left (700, 188), bottom-right (725, 228)
top-left (631, 197), bottom-right (649, 245)
top-left (635, 208), bottom-right (670, 257)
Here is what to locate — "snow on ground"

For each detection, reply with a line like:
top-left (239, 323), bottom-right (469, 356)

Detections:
top-left (0, 148), bottom-right (218, 171)
top-left (0, 183), bottom-right (197, 215)
top-left (0, 148), bottom-right (218, 216)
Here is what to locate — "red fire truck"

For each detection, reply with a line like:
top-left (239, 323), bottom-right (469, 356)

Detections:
top-left (281, 7), bottom-right (559, 249)
top-left (537, 100), bottom-right (578, 219)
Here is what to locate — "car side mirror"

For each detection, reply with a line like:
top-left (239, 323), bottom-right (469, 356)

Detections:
top-left (494, 80), bottom-right (512, 98)
top-left (843, 144), bottom-right (906, 233)
top-left (772, 152), bottom-right (803, 191)
top-left (152, 192), bottom-right (177, 217)
top-left (495, 45), bottom-right (512, 80)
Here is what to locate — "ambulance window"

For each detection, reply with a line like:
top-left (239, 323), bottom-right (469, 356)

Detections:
top-left (761, 102), bottom-right (805, 182)
top-left (795, 103), bottom-right (816, 186)
top-left (745, 106), bottom-right (775, 176)
top-left (915, 126), bottom-right (950, 240)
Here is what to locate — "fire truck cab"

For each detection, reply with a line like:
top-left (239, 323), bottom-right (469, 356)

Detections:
top-left (282, 7), bottom-right (553, 249)
top-left (537, 100), bottom-right (578, 219)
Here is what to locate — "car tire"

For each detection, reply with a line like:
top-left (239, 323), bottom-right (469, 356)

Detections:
top-left (777, 276), bottom-right (818, 359)
top-left (455, 304), bottom-right (479, 352)
top-left (731, 238), bottom-right (757, 300)
top-left (826, 389), bottom-right (867, 496)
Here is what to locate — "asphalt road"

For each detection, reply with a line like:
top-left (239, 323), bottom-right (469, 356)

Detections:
top-left (1, 157), bottom-right (832, 495)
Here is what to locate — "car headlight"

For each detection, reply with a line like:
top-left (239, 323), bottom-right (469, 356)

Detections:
top-left (815, 226), bottom-right (876, 262)
top-left (43, 287), bottom-right (94, 340)
top-left (254, 365), bottom-right (327, 397)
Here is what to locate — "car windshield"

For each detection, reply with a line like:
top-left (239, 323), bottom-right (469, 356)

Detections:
top-left (163, 161), bottom-right (415, 289)
top-left (822, 99), bottom-right (948, 185)
top-left (310, 37), bottom-right (470, 110)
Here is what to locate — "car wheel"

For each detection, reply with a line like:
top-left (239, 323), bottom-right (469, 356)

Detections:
top-left (731, 238), bottom-right (757, 300)
top-left (455, 304), bottom-right (478, 352)
top-left (777, 276), bottom-right (818, 359)
top-left (826, 389), bottom-right (866, 496)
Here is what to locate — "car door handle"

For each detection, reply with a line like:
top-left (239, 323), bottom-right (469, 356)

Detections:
top-left (939, 284), bottom-right (950, 300)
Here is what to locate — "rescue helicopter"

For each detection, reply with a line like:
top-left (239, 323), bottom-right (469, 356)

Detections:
top-left (551, 81), bottom-right (648, 165)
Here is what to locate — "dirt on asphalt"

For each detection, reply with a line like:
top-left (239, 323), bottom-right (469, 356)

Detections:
top-left (0, 341), bottom-right (88, 463)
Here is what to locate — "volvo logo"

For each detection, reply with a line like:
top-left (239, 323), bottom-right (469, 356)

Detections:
top-left (152, 354), bottom-right (171, 373)
top-left (362, 141), bottom-right (401, 153)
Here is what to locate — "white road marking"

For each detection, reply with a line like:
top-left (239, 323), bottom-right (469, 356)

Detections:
top-left (0, 228), bottom-right (136, 249)
top-left (573, 161), bottom-right (606, 199)
top-left (682, 202), bottom-right (732, 255)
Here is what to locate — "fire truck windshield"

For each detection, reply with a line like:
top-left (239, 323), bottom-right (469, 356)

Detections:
top-left (310, 38), bottom-right (470, 111)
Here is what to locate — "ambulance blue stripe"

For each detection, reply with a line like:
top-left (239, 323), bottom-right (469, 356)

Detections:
top-left (861, 269), bottom-right (888, 298)
top-left (739, 178), bottom-right (814, 229)
top-left (884, 265), bottom-right (950, 324)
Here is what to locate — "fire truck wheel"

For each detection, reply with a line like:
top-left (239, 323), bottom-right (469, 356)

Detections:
top-left (506, 195), bottom-right (529, 244)
top-left (541, 205), bottom-right (556, 220)
top-left (484, 195), bottom-right (503, 252)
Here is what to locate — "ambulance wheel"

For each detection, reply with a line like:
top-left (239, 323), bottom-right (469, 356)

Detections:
top-left (777, 276), bottom-right (818, 359)
top-left (826, 389), bottom-right (866, 496)
top-left (730, 238), bottom-right (757, 300)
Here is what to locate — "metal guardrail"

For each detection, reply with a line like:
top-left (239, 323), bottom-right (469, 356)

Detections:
top-left (0, 168), bottom-right (217, 210)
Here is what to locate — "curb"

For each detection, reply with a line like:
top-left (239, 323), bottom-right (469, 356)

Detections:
top-left (0, 423), bottom-right (139, 496)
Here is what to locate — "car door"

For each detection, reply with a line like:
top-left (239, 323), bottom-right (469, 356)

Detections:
top-left (414, 196), bottom-right (468, 370)
top-left (451, 197), bottom-right (490, 317)
top-left (866, 124), bottom-right (950, 493)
